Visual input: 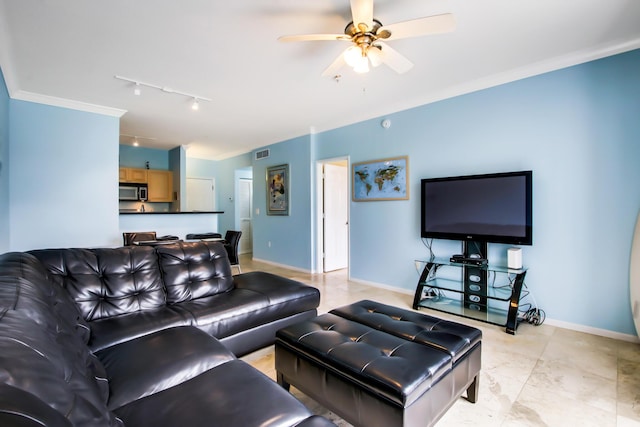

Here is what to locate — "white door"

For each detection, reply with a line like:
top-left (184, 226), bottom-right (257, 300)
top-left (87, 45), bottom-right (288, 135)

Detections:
top-left (238, 178), bottom-right (253, 254)
top-left (323, 163), bottom-right (348, 272)
top-left (186, 178), bottom-right (215, 211)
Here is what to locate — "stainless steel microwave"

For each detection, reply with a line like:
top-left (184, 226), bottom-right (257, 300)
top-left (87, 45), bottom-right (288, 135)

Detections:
top-left (119, 184), bottom-right (148, 201)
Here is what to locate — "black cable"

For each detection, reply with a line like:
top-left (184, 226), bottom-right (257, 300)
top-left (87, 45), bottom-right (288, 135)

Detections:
top-left (517, 283), bottom-right (545, 326)
top-left (520, 307), bottom-right (546, 326)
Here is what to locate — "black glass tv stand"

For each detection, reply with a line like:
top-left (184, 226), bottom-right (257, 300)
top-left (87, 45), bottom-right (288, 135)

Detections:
top-left (412, 258), bottom-right (527, 334)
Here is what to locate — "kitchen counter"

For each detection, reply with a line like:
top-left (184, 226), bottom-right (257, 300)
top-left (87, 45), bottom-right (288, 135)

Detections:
top-left (119, 211), bottom-right (224, 215)
top-left (119, 211), bottom-right (224, 241)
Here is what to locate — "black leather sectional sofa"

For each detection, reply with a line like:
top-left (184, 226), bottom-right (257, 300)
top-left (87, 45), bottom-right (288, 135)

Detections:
top-left (0, 241), bottom-right (335, 427)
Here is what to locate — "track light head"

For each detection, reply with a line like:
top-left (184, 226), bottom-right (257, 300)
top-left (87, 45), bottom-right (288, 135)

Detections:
top-left (133, 82), bottom-right (141, 96)
top-left (191, 98), bottom-right (200, 111)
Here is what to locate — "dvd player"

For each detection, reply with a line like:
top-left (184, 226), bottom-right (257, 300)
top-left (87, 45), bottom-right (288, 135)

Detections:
top-left (449, 255), bottom-right (488, 266)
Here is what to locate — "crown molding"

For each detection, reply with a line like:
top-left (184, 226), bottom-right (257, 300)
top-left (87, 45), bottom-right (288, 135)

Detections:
top-left (11, 90), bottom-right (127, 118)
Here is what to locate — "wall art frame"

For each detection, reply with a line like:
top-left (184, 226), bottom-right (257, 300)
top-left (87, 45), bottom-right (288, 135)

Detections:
top-left (266, 164), bottom-right (290, 215)
top-left (352, 155), bottom-right (409, 201)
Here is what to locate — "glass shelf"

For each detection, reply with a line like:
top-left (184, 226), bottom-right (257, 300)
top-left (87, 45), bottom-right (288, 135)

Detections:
top-left (416, 295), bottom-right (510, 326)
top-left (415, 258), bottom-right (527, 275)
top-left (412, 259), bottom-right (528, 335)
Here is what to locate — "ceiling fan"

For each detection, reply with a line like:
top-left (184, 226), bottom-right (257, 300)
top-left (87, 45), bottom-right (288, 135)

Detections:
top-left (278, 0), bottom-right (455, 76)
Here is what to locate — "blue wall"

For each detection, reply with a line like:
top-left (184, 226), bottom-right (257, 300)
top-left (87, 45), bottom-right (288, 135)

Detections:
top-left (252, 135), bottom-right (312, 268)
top-left (0, 69), bottom-right (9, 253)
top-left (246, 49), bottom-right (640, 335)
top-left (10, 100), bottom-right (120, 250)
top-left (119, 144), bottom-right (169, 170)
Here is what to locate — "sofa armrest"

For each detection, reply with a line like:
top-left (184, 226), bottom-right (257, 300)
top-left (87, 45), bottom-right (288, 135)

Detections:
top-left (0, 384), bottom-right (73, 427)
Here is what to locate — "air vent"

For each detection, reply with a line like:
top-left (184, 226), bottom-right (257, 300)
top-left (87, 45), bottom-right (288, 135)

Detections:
top-left (255, 149), bottom-right (270, 160)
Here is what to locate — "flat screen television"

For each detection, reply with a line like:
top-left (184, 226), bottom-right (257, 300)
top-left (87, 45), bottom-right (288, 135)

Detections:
top-left (421, 170), bottom-right (533, 246)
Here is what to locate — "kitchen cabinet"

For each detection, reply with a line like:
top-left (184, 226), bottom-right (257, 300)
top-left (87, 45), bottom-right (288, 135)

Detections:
top-left (119, 167), bottom-right (148, 183)
top-left (147, 170), bottom-right (173, 202)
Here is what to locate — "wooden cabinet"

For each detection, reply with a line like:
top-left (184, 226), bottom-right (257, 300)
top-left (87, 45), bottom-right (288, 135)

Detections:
top-left (147, 170), bottom-right (173, 202)
top-left (119, 167), bottom-right (148, 183)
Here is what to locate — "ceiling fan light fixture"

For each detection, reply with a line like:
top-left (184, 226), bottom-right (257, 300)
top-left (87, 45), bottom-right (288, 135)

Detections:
top-left (343, 46), bottom-right (362, 67)
top-left (353, 55), bottom-right (370, 73)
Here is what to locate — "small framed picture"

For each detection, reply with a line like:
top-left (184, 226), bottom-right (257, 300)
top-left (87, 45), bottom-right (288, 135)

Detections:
top-left (266, 164), bottom-right (289, 215)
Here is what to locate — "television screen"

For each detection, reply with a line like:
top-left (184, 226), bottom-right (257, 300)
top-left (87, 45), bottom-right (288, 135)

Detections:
top-left (421, 171), bottom-right (532, 245)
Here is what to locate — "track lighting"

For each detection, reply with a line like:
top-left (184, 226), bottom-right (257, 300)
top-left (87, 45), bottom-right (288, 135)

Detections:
top-left (114, 75), bottom-right (212, 110)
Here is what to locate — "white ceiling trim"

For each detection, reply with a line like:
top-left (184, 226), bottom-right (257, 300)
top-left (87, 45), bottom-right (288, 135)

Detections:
top-left (10, 90), bottom-right (127, 118)
top-left (304, 38), bottom-right (640, 138)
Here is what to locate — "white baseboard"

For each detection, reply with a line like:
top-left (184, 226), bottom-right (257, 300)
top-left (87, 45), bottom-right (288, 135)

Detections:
top-left (250, 257), bottom-right (312, 274)
top-left (249, 260), bottom-right (640, 342)
top-left (544, 318), bottom-right (639, 343)
top-left (347, 276), bottom-right (415, 296)
top-left (349, 278), bottom-right (640, 342)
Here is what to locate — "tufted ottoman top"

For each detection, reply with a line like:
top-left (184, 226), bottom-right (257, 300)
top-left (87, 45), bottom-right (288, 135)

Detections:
top-left (276, 300), bottom-right (483, 408)
top-left (330, 300), bottom-right (482, 363)
top-left (277, 313), bottom-right (453, 407)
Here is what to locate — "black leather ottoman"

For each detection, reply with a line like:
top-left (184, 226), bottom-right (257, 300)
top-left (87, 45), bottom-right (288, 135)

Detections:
top-left (275, 300), bottom-right (482, 427)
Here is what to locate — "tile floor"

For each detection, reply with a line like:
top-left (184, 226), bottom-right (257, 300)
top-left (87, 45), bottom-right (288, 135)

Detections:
top-left (238, 256), bottom-right (640, 426)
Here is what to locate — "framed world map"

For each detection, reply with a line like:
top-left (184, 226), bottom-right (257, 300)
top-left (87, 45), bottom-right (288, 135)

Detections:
top-left (352, 156), bottom-right (409, 201)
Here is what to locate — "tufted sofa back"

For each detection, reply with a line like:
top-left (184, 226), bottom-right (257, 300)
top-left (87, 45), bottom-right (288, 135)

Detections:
top-left (30, 246), bottom-right (166, 321)
top-left (29, 241), bottom-right (234, 322)
top-left (156, 242), bottom-right (233, 303)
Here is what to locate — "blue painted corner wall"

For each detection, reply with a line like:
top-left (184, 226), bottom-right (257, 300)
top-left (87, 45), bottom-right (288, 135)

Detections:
top-left (249, 49), bottom-right (640, 335)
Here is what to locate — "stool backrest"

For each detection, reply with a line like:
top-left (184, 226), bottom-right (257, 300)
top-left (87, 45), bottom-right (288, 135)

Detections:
top-left (123, 231), bottom-right (157, 246)
top-left (223, 230), bottom-right (242, 265)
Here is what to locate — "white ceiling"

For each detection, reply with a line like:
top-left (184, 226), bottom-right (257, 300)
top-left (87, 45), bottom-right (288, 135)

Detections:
top-left (1, 0), bottom-right (639, 160)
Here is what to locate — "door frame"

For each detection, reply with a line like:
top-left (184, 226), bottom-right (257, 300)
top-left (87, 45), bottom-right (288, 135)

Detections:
top-left (315, 156), bottom-right (350, 274)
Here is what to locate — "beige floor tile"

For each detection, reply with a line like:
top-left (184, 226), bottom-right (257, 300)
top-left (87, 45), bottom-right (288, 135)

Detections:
top-left (503, 383), bottom-right (616, 427)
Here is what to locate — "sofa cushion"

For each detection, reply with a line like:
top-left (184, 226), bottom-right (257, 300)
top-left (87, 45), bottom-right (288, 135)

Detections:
top-left (87, 305), bottom-right (192, 352)
top-left (156, 242), bottom-right (234, 303)
top-left (96, 326), bottom-right (235, 410)
top-left (114, 359), bottom-right (324, 427)
top-left (30, 247), bottom-right (165, 321)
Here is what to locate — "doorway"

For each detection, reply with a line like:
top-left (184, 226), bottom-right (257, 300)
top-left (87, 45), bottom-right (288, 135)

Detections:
top-left (317, 158), bottom-right (349, 273)
top-left (234, 167), bottom-right (253, 255)
top-left (237, 177), bottom-right (253, 254)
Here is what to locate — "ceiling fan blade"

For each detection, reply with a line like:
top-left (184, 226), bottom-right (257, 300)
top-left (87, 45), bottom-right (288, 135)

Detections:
top-left (379, 13), bottom-right (456, 40)
top-left (367, 47), bottom-right (383, 68)
top-left (321, 50), bottom-right (348, 77)
top-left (278, 34), bottom-right (351, 42)
top-left (350, 0), bottom-right (374, 32)
top-left (375, 41), bottom-right (414, 74)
